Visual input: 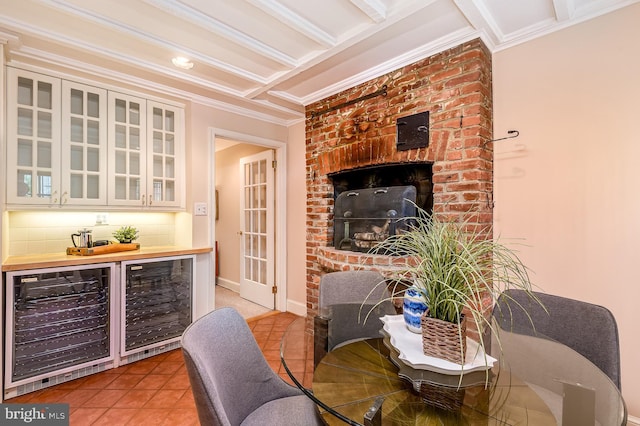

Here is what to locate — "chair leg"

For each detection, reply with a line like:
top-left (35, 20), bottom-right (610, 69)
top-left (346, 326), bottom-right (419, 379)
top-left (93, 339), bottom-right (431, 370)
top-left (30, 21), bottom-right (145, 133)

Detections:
top-left (364, 397), bottom-right (384, 426)
top-left (314, 316), bottom-right (329, 369)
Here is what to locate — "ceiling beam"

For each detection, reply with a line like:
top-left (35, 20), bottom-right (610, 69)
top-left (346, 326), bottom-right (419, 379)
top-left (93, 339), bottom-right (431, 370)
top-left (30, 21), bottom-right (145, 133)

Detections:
top-left (42, 0), bottom-right (268, 84)
top-left (246, 0), bottom-right (336, 48)
top-left (453, 0), bottom-right (503, 45)
top-left (350, 0), bottom-right (387, 23)
top-left (142, 0), bottom-right (297, 67)
top-left (553, 0), bottom-right (575, 21)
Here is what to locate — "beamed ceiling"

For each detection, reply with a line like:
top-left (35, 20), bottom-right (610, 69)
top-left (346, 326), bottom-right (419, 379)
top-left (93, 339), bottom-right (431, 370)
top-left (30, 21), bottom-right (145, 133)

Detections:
top-left (0, 0), bottom-right (637, 125)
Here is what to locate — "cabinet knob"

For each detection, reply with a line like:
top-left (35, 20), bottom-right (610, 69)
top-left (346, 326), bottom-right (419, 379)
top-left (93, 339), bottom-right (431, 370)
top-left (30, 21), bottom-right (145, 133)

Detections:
top-left (141, 195), bottom-right (146, 205)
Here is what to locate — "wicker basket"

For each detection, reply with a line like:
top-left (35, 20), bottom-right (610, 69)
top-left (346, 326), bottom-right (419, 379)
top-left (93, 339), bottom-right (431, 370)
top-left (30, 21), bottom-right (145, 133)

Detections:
top-left (419, 382), bottom-right (465, 411)
top-left (421, 313), bottom-right (467, 364)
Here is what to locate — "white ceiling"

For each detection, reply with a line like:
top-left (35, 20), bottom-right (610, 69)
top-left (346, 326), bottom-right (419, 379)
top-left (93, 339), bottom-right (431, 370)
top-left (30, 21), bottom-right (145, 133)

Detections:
top-left (0, 0), bottom-right (637, 125)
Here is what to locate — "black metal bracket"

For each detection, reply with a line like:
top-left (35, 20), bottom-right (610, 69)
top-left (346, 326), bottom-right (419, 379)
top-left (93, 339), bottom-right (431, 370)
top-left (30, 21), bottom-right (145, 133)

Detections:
top-left (310, 85), bottom-right (388, 118)
top-left (484, 130), bottom-right (520, 146)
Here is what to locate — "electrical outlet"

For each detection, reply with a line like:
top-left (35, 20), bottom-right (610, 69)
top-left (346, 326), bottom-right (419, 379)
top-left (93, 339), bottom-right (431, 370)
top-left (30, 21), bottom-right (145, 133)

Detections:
top-left (194, 203), bottom-right (208, 216)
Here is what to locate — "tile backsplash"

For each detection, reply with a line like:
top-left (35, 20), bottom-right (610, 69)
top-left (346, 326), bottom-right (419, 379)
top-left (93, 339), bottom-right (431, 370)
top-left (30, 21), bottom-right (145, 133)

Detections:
top-left (7, 211), bottom-right (176, 256)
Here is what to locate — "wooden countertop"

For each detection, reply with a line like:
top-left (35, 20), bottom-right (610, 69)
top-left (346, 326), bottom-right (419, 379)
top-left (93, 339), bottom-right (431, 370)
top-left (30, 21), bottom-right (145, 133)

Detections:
top-left (2, 246), bottom-right (213, 272)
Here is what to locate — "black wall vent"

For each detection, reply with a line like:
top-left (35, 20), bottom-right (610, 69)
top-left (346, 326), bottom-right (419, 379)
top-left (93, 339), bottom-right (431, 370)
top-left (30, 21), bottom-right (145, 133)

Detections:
top-left (396, 111), bottom-right (429, 151)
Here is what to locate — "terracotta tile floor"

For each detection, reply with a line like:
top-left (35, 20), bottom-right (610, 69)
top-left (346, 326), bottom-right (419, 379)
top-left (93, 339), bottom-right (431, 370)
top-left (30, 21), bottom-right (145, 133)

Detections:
top-left (5, 311), bottom-right (311, 425)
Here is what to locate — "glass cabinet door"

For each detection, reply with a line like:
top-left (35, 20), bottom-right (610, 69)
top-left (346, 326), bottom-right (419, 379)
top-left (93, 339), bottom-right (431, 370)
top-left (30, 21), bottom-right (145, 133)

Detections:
top-left (6, 68), bottom-right (61, 205)
top-left (108, 92), bottom-right (147, 206)
top-left (61, 81), bottom-right (107, 205)
top-left (146, 101), bottom-right (182, 207)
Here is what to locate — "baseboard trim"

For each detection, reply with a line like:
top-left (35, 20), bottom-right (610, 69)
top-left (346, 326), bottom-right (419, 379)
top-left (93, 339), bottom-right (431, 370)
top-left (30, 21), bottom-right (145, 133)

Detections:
top-left (628, 414), bottom-right (639, 425)
top-left (287, 299), bottom-right (306, 317)
top-left (216, 278), bottom-right (239, 293)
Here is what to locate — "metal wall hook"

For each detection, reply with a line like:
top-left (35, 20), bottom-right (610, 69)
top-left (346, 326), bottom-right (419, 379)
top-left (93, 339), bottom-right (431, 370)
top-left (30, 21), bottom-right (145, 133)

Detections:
top-left (484, 130), bottom-right (519, 146)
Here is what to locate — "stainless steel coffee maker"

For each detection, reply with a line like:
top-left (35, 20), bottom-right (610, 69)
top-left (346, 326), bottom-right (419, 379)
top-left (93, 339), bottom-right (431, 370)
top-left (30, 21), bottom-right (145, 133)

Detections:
top-left (71, 228), bottom-right (93, 248)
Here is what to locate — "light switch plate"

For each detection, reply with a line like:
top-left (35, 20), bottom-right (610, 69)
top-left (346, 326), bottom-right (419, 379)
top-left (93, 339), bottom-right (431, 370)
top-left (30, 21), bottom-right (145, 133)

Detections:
top-left (194, 202), bottom-right (208, 216)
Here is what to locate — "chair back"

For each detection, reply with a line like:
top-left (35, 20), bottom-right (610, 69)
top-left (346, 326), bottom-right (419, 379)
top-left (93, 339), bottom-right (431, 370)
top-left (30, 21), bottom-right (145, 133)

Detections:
top-left (493, 289), bottom-right (621, 389)
top-left (318, 271), bottom-right (396, 351)
top-left (181, 307), bottom-right (303, 425)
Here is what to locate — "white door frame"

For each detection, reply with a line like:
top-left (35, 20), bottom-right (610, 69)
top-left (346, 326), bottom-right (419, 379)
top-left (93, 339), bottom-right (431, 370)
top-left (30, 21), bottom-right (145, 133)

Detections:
top-left (208, 128), bottom-right (287, 312)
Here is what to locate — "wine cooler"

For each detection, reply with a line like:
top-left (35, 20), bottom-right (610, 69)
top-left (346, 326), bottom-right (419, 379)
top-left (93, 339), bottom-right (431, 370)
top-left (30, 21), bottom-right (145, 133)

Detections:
top-left (119, 255), bottom-right (194, 364)
top-left (5, 263), bottom-right (116, 397)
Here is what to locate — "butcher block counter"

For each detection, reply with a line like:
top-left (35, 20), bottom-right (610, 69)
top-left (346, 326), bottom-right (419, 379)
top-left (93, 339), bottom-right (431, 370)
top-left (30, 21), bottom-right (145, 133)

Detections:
top-left (2, 245), bottom-right (213, 272)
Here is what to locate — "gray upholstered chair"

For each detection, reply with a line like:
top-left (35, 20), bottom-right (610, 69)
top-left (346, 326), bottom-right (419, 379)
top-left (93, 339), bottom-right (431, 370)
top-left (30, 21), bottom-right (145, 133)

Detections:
top-left (181, 307), bottom-right (323, 426)
top-left (314, 270), bottom-right (397, 366)
top-left (493, 289), bottom-right (621, 389)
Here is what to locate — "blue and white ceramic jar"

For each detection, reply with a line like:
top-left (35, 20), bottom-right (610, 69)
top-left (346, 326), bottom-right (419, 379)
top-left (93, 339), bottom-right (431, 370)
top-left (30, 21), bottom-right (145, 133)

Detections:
top-left (403, 286), bottom-right (428, 333)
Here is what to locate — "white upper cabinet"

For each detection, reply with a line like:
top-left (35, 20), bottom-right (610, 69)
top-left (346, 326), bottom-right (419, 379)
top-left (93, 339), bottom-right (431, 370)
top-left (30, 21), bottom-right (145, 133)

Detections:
top-left (107, 92), bottom-right (147, 207)
top-left (146, 101), bottom-right (183, 208)
top-left (6, 68), bottom-right (61, 206)
top-left (107, 94), bottom-right (184, 208)
top-left (5, 67), bottom-right (185, 210)
top-left (61, 80), bottom-right (108, 205)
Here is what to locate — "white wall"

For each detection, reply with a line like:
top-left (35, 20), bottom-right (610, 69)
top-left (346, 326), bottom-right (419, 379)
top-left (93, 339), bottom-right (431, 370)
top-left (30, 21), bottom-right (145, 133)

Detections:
top-left (493, 3), bottom-right (640, 417)
top-left (286, 121), bottom-right (307, 315)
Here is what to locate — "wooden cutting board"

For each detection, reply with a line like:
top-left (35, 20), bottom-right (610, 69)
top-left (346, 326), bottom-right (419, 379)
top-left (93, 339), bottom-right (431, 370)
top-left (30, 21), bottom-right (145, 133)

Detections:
top-left (66, 243), bottom-right (140, 256)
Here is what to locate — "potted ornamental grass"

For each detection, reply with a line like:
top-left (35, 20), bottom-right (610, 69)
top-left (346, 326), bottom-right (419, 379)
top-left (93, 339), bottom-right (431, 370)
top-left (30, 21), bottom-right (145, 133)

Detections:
top-left (367, 204), bottom-right (544, 366)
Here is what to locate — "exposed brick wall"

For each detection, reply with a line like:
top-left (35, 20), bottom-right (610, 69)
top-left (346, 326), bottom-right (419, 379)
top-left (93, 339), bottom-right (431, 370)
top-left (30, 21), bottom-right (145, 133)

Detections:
top-left (305, 39), bottom-right (493, 321)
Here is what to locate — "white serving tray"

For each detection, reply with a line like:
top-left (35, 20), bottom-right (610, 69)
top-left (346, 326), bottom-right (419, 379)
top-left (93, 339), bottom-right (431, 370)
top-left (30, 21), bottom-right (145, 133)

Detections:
top-left (381, 315), bottom-right (496, 375)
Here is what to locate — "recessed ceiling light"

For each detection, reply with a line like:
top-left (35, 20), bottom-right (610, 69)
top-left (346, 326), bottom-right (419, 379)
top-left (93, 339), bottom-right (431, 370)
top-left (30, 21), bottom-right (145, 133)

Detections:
top-left (172, 56), bottom-right (194, 70)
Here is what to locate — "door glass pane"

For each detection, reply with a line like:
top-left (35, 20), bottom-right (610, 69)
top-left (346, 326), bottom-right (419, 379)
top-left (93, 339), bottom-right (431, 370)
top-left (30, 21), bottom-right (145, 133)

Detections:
top-left (244, 164), bottom-right (250, 185)
top-left (153, 108), bottom-right (162, 129)
top-left (130, 102), bottom-right (140, 125)
top-left (165, 110), bottom-right (174, 132)
top-left (115, 124), bottom-right (126, 148)
top-left (37, 81), bottom-right (52, 109)
top-left (260, 236), bottom-right (267, 258)
top-left (245, 211), bottom-right (251, 231)
top-left (17, 171), bottom-right (32, 197)
top-left (36, 172), bottom-right (52, 197)
top-left (115, 176), bottom-right (126, 199)
top-left (260, 211), bottom-right (266, 233)
top-left (259, 159), bottom-right (266, 183)
top-left (130, 152), bottom-right (140, 175)
top-left (70, 146), bottom-right (83, 170)
top-left (70, 89), bottom-right (83, 115)
top-left (244, 254), bottom-right (251, 282)
top-left (17, 108), bottom-right (32, 136)
top-left (244, 234), bottom-right (251, 256)
top-left (153, 132), bottom-right (163, 153)
top-left (17, 140), bottom-right (32, 167)
top-left (252, 211), bottom-right (259, 233)
top-left (165, 134), bottom-right (174, 155)
top-left (259, 185), bottom-right (266, 208)
top-left (153, 180), bottom-right (163, 201)
top-left (115, 99), bottom-right (126, 122)
top-left (87, 120), bottom-right (99, 144)
top-left (165, 181), bottom-right (174, 201)
top-left (87, 147), bottom-right (99, 172)
top-left (87, 175), bottom-right (99, 199)
top-left (87, 92), bottom-right (99, 117)
top-left (37, 142), bottom-right (52, 168)
top-left (129, 128), bottom-right (140, 150)
top-left (37, 111), bottom-right (52, 139)
top-left (115, 151), bottom-right (126, 174)
top-left (165, 158), bottom-right (174, 178)
top-left (70, 174), bottom-right (83, 198)
top-left (153, 155), bottom-right (163, 177)
top-left (70, 117), bottom-right (83, 142)
top-left (129, 177), bottom-right (140, 200)
top-left (259, 259), bottom-right (266, 285)
top-left (17, 77), bottom-right (33, 106)
top-left (245, 187), bottom-right (251, 207)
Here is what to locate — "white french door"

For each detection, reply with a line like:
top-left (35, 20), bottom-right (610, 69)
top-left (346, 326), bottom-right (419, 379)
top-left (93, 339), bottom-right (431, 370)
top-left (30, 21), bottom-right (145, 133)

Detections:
top-left (239, 150), bottom-right (275, 309)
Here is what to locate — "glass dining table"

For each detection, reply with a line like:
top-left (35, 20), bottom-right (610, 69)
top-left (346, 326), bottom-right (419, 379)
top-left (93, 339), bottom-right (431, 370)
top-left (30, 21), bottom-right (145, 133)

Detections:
top-left (280, 306), bottom-right (627, 426)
